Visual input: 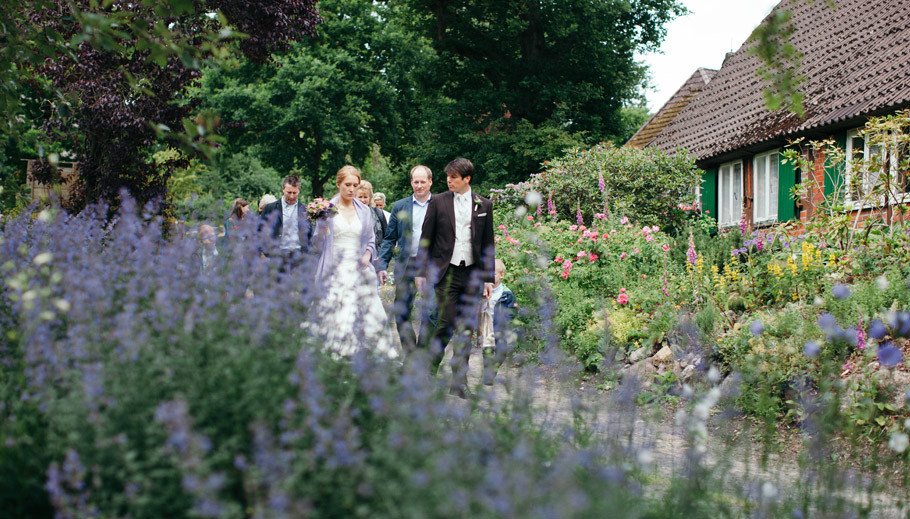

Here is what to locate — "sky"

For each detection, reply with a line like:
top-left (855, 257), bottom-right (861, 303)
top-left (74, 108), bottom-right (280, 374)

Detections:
top-left (638, 0), bottom-right (780, 112)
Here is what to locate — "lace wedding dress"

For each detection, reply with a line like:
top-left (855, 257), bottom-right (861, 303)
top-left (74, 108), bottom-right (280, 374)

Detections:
top-left (313, 214), bottom-right (398, 359)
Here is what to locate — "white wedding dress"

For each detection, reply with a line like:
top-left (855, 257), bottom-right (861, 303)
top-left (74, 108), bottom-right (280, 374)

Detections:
top-left (312, 214), bottom-right (398, 359)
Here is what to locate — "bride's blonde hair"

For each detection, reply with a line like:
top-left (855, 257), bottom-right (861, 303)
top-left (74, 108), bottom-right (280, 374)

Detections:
top-left (336, 165), bottom-right (361, 186)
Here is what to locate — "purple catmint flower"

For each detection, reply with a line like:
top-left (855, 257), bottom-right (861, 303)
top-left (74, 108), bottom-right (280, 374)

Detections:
top-left (832, 283), bottom-right (851, 300)
top-left (878, 342), bottom-right (903, 367)
top-left (869, 319), bottom-right (887, 340)
top-left (750, 320), bottom-right (765, 336)
top-left (803, 341), bottom-right (820, 357)
top-left (817, 313), bottom-right (838, 334)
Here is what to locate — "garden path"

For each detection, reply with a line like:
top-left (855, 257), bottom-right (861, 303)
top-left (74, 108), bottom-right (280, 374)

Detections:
top-left (448, 346), bottom-right (906, 517)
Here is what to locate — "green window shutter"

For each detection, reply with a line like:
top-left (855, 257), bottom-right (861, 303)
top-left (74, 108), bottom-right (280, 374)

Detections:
top-left (700, 168), bottom-right (717, 221)
top-left (824, 131), bottom-right (847, 198)
top-left (778, 150), bottom-right (796, 221)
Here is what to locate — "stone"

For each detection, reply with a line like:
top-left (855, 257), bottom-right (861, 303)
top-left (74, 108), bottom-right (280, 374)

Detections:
top-left (652, 345), bottom-right (674, 366)
top-left (680, 364), bottom-right (696, 382)
top-left (624, 359), bottom-right (657, 380)
top-left (628, 346), bottom-right (651, 364)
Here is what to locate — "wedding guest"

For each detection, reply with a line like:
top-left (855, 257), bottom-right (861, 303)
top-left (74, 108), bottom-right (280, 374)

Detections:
top-left (416, 158), bottom-right (495, 398)
top-left (224, 198), bottom-right (250, 239)
top-left (355, 181), bottom-right (387, 259)
top-left (197, 224), bottom-right (220, 274)
top-left (259, 175), bottom-right (311, 270)
top-left (479, 259), bottom-right (517, 385)
top-left (307, 166), bottom-right (397, 359)
top-left (373, 192), bottom-right (391, 224)
top-left (377, 165), bottom-right (437, 353)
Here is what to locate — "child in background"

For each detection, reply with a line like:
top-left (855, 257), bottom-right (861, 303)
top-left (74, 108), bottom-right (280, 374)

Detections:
top-left (480, 259), bottom-right (517, 385)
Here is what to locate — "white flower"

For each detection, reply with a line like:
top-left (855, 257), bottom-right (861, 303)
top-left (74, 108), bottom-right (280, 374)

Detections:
top-left (33, 252), bottom-right (53, 266)
top-left (707, 366), bottom-right (721, 383)
top-left (524, 190), bottom-right (543, 207)
top-left (53, 299), bottom-right (71, 313)
top-left (876, 275), bottom-right (890, 291)
top-left (761, 481), bottom-right (777, 499)
top-left (637, 449), bottom-right (653, 467)
top-left (889, 432), bottom-right (909, 453)
top-left (514, 206), bottom-right (528, 217)
top-left (693, 402), bottom-right (710, 420)
top-left (681, 384), bottom-right (694, 399)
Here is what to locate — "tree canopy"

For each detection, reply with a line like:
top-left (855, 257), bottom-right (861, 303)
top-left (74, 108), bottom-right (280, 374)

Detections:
top-left (396, 0), bottom-right (686, 186)
top-left (5, 0), bottom-right (320, 212)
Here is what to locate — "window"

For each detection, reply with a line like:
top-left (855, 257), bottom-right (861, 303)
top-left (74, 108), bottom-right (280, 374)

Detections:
top-left (753, 150), bottom-right (779, 224)
top-left (845, 129), bottom-right (899, 205)
top-left (718, 160), bottom-right (742, 227)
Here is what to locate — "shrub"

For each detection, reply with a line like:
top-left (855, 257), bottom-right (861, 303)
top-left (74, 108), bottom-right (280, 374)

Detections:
top-left (492, 143), bottom-right (701, 232)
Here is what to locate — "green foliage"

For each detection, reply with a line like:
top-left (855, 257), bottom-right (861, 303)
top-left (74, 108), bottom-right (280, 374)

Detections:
top-left (197, 0), bottom-right (412, 198)
top-left (495, 144), bottom-right (701, 231)
top-left (166, 148), bottom-right (283, 221)
top-left (394, 0), bottom-right (687, 188)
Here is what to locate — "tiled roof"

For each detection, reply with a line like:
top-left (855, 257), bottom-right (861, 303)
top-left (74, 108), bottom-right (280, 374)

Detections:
top-left (647, 0), bottom-right (910, 163)
top-left (625, 68), bottom-right (716, 149)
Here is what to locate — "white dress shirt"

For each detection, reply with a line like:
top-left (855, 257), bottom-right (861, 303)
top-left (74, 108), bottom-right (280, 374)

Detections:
top-left (450, 190), bottom-right (473, 267)
top-left (280, 198), bottom-right (300, 251)
top-left (410, 194), bottom-right (431, 258)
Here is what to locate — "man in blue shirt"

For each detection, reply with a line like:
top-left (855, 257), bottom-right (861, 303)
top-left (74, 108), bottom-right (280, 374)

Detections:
top-left (377, 165), bottom-right (438, 352)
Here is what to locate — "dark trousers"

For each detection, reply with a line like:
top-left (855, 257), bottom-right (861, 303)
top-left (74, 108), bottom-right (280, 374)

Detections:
top-left (430, 263), bottom-right (482, 390)
top-left (393, 262), bottom-right (437, 353)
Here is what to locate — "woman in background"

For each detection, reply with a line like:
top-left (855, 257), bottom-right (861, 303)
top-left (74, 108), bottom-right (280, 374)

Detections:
top-left (355, 180), bottom-right (388, 256)
top-left (225, 198), bottom-right (250, 239)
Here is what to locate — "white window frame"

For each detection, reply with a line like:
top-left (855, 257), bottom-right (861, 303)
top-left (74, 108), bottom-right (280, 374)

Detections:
top-left (717, 160), bottom-right (743, 228)
top-left (845, 128), bottom-right (899, 208)
top-left (753, 150), bottom-right (780, 224)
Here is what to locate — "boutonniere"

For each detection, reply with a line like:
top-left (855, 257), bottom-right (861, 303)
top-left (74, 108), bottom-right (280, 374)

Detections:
top-left (473, 197), bottom-right (481, 212)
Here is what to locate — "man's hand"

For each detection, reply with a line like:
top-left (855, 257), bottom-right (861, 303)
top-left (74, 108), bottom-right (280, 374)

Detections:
top-left (378, 270), bottom-right (389, 284)
top-left (483, 282), bottom-right (493, 299)
top-left (415, 276), bottom-right (426, 294)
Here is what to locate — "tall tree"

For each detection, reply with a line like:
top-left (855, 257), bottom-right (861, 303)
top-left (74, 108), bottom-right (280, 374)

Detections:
top-left (21, 0), bottom-right (320, 212)
top-left (199, 0), bottom-right (406, 198)
top-left (396, 0), bottom-right (685, 187)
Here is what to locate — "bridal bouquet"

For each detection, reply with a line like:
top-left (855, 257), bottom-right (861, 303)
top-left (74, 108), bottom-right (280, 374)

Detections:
top-left (306, 198), bottom-right (337, 220)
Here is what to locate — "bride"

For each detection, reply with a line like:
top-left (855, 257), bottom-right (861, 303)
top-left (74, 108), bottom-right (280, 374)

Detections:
top-left (308, 165), bottom-right (398, 359)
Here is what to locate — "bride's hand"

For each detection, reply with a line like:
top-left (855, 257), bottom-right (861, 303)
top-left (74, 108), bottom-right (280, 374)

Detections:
top-left (358, 252), bottom-right (371, 270)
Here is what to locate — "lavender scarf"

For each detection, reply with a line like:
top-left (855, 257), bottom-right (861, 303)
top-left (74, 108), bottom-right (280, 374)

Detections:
top-left (312, 197), bottom-right (377, 283)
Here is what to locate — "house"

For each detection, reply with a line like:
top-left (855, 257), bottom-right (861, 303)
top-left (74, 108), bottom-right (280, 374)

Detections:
top-left (626, 67), bottom-right (716, 149)
top-left (24, 159), bottom-right (79, 203)
top-left (631, 0), bottom-right (910, 230)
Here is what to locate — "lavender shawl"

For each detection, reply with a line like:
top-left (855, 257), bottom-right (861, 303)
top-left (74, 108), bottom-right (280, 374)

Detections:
top-left (313, 197), bottom-right (377, 283)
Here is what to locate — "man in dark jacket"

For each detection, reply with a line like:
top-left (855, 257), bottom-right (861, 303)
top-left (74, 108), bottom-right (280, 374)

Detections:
top-left (259, 175), bottom-right (311, 272)
top-left (377, 165), bottom-right (437, 352)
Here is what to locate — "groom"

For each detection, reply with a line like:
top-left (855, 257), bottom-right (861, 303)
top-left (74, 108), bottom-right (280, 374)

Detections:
top-left (416, 158), bottom-right (495, 398)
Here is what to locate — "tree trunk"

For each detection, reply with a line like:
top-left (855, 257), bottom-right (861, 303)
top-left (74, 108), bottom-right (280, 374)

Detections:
top-left (310, 130), bottom-right (324, 198)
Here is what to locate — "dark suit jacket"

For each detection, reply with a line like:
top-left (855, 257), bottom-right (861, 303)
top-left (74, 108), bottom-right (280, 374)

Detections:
top-left (259, 199), bottom-right (312, 254)
top-left (377, 196), bottom-right (419, 273)
top-left (418, 190), bottom-right (495, 285)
